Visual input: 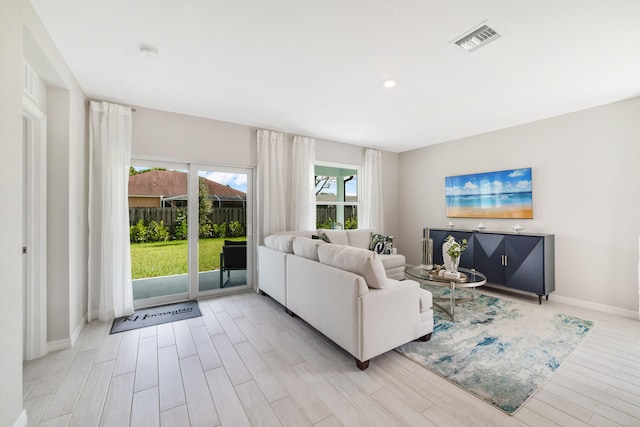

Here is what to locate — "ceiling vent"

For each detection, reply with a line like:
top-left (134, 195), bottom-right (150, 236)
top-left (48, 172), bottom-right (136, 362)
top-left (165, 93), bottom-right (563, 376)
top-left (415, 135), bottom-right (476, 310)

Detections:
top-left (454, 23), bottom-right (502, 52)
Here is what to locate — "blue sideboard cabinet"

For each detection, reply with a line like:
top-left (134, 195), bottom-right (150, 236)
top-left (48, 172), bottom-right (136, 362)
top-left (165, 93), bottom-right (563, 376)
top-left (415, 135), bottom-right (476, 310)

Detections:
top-left (430, 228), bottom-right (555, 304)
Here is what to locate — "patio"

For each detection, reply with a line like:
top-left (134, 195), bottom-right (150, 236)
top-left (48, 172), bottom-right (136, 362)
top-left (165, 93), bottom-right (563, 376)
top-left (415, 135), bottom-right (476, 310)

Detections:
top-left (132, 269), bottom-right (247, 300)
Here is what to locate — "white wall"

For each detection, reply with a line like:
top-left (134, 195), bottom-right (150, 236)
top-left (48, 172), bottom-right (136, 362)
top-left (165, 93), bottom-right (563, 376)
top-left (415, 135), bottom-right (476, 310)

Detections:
top-left (46, 88), bottom-right (71, 342)
top-left (0, 0), bottom-right (25, 424)
top-left (399, 97), bottom-right (640, 315)
top-left (24, 4), bottom-right (88, 347)
top-left (132, 107), bottom-right (401, 238)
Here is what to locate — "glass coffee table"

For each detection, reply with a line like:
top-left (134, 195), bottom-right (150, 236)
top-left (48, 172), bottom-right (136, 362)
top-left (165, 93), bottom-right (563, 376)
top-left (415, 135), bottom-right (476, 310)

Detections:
top-left (405, 266), bottom-right (487, 321)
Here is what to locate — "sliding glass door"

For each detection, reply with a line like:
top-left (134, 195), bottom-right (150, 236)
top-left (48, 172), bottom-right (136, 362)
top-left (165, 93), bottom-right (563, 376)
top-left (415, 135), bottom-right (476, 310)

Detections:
top-left (129, 161), bottom-right (190, 307)
top-left (190, 164), bottom-right (251, 298)
top-left (129, 160), bottom-right (252, 308)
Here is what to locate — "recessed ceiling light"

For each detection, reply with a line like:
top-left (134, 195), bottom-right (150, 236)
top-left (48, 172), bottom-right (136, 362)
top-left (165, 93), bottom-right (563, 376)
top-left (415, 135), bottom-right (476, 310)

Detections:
top-left (140, 47), bottom-right (159, 59)
top-left (383, 79), bottom-right (396, 88)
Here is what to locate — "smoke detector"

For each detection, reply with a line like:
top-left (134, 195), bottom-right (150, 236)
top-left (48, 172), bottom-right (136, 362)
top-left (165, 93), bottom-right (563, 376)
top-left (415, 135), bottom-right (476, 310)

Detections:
top-left (140, 46), bottom-right (159, 60)
top-left (453, 21), bottom-right (503, 52)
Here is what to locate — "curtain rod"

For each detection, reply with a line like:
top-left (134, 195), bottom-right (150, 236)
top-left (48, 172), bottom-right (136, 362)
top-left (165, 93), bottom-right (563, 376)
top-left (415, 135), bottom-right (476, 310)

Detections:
top-left (87, 99), bottom-right (136, 112)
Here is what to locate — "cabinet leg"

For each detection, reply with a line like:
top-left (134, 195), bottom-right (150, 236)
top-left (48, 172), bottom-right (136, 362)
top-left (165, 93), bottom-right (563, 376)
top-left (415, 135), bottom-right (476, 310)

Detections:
top-left (546, 295), bottom-right (549, 301)
top-left (538, 295), bottom-right (542, 305)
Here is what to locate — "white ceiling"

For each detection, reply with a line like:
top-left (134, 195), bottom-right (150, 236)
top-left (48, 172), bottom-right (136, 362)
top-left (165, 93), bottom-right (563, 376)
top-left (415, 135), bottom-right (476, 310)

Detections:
top-left (31, 0), bottom-right (640, 153)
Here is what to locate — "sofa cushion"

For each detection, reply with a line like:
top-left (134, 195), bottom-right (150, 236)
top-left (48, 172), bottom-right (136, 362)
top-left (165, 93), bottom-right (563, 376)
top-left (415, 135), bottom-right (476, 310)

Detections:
top-left (346, 228), bottom-right (375, 249)
top-left (317, 229), bottom-right (349, 246)
top-left (273, 230), bottom-right (318, 239)
top-left (369, 233), bottom-right (394, 254)
top-left (379, 253), bottom-right (405, 270)
top-left (318, 244), bottom-right (388, 289)
top-left (264, 234), bottom-right (296, 253)
top-left (292, 237), bottom-right (324, 261)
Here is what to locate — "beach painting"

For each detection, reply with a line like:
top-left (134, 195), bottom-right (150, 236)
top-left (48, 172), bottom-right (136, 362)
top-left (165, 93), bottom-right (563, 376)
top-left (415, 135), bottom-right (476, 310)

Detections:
top-left (445, 168), bottom-right (533, 219)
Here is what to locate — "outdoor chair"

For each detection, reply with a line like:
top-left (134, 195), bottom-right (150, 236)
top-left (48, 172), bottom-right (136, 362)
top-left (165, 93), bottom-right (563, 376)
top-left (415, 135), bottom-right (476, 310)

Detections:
top-left (219, 240), bottom-right (247, 287)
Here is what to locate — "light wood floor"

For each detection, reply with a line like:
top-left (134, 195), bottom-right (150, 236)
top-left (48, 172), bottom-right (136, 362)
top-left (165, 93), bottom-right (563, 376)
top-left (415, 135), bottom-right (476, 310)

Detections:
top-left (23, 288), bottom-right (640, 426)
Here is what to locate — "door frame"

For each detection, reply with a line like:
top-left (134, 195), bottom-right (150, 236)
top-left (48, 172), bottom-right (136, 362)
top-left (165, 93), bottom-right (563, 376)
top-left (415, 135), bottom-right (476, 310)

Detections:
top-left (130, 157), bottom-right (254, 307)
top-left (23, 95), bottom-right (48, 360)
top-left (188, 164), bottom-right (254, 299)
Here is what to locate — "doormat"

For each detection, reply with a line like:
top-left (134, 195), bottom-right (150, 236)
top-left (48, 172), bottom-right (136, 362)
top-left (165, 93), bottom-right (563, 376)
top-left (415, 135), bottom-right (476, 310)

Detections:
top-left (395, 287), bottom-right (593, 415)
top-left (110, 300), bottom-right (202, 334)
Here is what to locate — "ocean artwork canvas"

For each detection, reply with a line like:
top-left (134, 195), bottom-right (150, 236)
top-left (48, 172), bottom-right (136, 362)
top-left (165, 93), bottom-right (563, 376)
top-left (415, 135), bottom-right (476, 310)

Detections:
top-left (445, 168), bottom-right (533, 218)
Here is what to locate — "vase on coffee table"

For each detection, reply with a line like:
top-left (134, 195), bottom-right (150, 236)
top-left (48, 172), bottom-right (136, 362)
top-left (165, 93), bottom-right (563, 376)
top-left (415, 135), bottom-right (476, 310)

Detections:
top-left (450, 256), bottom-right (460, 273)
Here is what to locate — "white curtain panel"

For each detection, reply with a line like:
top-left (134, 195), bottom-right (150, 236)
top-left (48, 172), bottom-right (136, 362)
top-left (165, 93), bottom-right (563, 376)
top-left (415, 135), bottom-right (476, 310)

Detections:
top-left (257, 129), bottom-right (287, 244)
top-left (88, 101), bottom-right (133, 321)
top-left (290, 136), bottom-right (316, 230)
top-left (361, 148), bottom-right (384, 229)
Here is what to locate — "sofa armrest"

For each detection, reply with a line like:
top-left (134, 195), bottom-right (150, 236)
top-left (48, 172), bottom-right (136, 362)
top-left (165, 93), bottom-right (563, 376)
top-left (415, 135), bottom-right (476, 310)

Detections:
top-left (359, 279), bottom-right (422, 361)
top-left (257, 246), bottom-right (288, 306)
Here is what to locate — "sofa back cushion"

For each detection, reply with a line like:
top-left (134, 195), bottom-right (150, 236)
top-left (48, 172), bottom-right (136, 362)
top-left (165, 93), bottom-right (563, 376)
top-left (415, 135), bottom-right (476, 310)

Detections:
top-left (292, 237), bottom-right (324, 261)
top-left (264, 234), bottom-right (296, 253)
top-left (346, 228), bottom-right (376, 249)
top-left (317, 244), bottom-right (388, 289)
top-left (273, 230), bottom-right (318, 239)
top-left (316, 229), bottom-right (350, 246)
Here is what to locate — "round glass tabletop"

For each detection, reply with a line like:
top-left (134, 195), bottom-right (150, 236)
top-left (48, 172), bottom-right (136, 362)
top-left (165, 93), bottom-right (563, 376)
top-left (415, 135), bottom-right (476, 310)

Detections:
top-left (405, 266), bottom-right (487, 287)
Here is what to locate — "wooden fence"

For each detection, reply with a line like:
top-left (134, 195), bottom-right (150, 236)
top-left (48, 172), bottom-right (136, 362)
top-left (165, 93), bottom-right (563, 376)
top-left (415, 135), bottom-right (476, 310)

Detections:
top-left (129, 207), bottom-right (246, 229)
top-left (130, 206), bottom-right (354, 229)
top-left (315, 206), bottom-right (357, 227)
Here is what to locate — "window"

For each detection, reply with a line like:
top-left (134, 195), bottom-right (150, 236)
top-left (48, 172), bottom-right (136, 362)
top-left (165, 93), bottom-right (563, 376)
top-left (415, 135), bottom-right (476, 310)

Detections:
top-left (315, 163), bottom-right (359, 229)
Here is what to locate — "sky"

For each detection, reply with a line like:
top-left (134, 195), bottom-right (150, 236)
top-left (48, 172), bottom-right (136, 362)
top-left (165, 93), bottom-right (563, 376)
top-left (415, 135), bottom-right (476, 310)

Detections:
top-left (316, 177), bottom-right (358, 196)
top-left (445, 168), bottom-right (532, 196)
top-left (200, 171), bottom-right (247, 193)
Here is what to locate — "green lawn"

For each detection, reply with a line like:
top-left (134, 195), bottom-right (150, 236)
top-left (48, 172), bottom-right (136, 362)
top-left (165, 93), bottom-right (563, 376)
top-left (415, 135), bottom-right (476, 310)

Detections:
top-left (130, 237), bottom-right (246, 280)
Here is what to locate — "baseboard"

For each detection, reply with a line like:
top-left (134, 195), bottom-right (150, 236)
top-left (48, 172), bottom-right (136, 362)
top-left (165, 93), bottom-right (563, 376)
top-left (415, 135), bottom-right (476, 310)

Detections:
top-left (551, 294), bottom-right (639, 320)
top-left (70, 315), bottom-right (87, 346)
top-left (47, 337), bottom-right (71, 352)
top-left (12, 409), bottom-right (27, 427)
top-left (483, 284), bottom-right (639, 320)
top-left (46, 315), bottom-right (87, 353)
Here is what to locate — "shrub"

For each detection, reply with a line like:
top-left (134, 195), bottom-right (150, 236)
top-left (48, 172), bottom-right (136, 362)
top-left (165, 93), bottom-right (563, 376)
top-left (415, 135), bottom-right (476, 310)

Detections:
top-left (199, 223), bottom-right (213, 239)
top-left (213, 222), bottom-right (227, 238)
top-left (174, 209), bottom-right (188, 240)
top-left (228, 221), bottom-right (244, 237)
top-left (147, 220), bottom-right (170, 242)
top-left (130, 219), bottom-right (148, 243)
top-left (317, 217), bottom-right (333, 229)
top-left (345, 217), bottom-right (358, 230)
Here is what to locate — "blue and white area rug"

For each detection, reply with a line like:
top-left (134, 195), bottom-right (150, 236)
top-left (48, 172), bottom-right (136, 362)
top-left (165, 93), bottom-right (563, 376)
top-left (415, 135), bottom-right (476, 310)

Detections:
top-left (110, 300), bottom-right (201, 334)
top-left (395, 288), bottom-right (593, 415)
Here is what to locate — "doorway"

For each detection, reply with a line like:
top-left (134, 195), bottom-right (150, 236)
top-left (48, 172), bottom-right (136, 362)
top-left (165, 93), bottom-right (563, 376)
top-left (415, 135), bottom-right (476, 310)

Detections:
top-left (22, 95), bottom-right (47, 361)
top-left (129, 160), bottom-right (252, 308)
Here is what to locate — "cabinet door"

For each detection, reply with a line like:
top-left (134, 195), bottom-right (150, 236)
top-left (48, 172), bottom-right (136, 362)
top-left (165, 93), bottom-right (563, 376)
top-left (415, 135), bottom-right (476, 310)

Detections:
top-left (473, 233), bottom-right (505, 284)
top-left (504, 235), bottom-right (544, 294)
top-left (430, 229), bottom-right (473, 268)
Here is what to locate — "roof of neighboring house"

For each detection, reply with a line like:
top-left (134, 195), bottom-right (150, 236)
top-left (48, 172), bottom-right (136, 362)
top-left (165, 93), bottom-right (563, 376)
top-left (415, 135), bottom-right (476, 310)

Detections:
top-left (128, 170), bottom-right (246, 200)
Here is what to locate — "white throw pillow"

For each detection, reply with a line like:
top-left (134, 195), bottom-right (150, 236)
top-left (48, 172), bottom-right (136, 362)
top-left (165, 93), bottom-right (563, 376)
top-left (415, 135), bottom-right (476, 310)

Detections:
top-left (317, 244), bottom-right (388, 289)
top-left (292, 237), bottom-right (324, 261)
top-left (264, 234), bottom-right (296, 253)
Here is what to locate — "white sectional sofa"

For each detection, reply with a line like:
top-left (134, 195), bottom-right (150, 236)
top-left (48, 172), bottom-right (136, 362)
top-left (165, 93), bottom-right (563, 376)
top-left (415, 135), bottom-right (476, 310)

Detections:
top-left (258, 230), bottom-right (434, 370)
